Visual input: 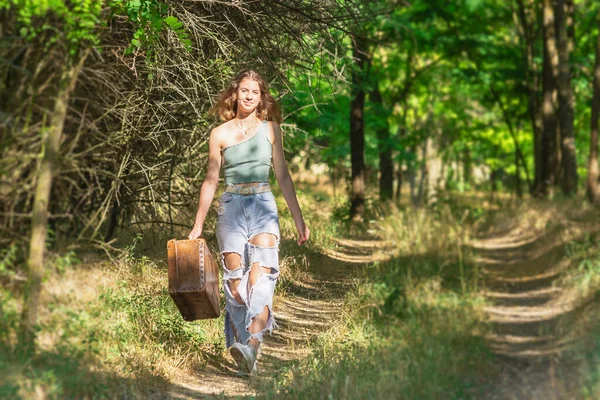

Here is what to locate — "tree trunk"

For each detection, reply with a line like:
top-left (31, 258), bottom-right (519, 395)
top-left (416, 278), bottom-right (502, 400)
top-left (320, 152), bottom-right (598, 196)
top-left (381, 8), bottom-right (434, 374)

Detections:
top-left (349, 34), bottom-right (368, 218)
top-left (556, 0), bottom-right (577, 195)
top-left (541, 0), bottom-right (559, 196)
top-left (395, 166), bottom-right (403, 201)
top-left (19, 58), bottom-right (82, 349)
top-left (408, 145), bottom-right (417, 205)
top-left (516, 0), bottom-right (543, 194)
top-left (415, 142), bottom-right (427, 207)
top-left (515, 147), bottom-right (523, 198)
top-left (490, 169), bottom-right (498, 202)
top-left (425, 133), bottom-right (443, 206)
top-left (395, 124), bottom-right (407, 203)
top-left (463, 148), bottom-right (472, 187)
top-left (167, 152), bottom-right (177, 236)
top-left (104, 198), bottom-right (120, 242)
top-left (566, 0), bottom-right (574, 52)
top-left (370, 81), bottom-right (393, 201)
top-left (331, 168), bottom-right (337, 200)
top-left (587, 12), bottom-right (600, 203)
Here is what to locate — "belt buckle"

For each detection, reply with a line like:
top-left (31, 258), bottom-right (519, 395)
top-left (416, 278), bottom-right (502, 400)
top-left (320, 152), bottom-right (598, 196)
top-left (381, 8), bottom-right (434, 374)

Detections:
top-left (240, 186), bottom-right (252, 196)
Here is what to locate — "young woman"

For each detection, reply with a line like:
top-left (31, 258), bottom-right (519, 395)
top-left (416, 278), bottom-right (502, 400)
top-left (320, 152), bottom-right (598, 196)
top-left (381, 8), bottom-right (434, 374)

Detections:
top-left (187, 70), bottom-right (309, 375)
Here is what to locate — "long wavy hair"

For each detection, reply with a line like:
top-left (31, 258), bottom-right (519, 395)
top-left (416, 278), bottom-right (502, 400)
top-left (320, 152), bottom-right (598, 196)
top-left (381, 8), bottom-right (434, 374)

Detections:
top-left (211, 70), bottom-right (282, 123)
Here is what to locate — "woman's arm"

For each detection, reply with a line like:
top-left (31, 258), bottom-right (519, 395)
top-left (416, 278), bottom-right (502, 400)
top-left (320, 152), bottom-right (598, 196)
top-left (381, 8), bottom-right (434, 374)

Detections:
top-left (188, 129), bottom-right (222, 240)
top-left (271, 122), bottom-right (310, 245)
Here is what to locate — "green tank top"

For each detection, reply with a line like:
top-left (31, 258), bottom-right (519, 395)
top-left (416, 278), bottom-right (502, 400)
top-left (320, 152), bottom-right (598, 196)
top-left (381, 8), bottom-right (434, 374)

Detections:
top-left (222, 120), bottom-right (272, 184)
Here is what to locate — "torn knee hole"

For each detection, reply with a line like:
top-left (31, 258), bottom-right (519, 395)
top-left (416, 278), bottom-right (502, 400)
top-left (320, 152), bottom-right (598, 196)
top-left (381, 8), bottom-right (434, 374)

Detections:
top-left (221, 252), bottom-right (244, 281)
top-left (248, 233), bottom-right (279, 248)
top-left (225, 277), bottom-right (241, 287)
top-left (225, 278), bottom-right (244, 305)
top-left (248, 306), bottom-right (270, 325)
top-left (251, 262), bottom-right (273, 274)
top-left (221, 251), bottom-right (243, 268)
top-left (260, 266), bottom-right (272, 275)
top-left (248, 263), bottom-right (275, 289)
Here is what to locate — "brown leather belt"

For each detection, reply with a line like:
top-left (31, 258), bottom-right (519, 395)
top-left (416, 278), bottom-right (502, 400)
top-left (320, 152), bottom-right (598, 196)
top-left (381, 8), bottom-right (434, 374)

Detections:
top-left (224, 184), bottom-right (271, 196)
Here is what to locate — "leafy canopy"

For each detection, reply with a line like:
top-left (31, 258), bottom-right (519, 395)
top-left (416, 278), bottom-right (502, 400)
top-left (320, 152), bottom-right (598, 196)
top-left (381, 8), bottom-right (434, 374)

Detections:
top-left (0, 0), bottom-right (191, 57)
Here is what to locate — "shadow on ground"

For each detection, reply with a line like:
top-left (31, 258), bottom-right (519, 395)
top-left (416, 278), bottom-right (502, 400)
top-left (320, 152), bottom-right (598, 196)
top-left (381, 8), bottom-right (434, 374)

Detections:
top-left (466, 209), bottom-right (600, 400)
top-left (0, 344), bottom-right (176, 399)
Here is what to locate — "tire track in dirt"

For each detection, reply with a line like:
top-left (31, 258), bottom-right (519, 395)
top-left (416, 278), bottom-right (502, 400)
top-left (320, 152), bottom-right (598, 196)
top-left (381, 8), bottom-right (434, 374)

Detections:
top-left (165, 238), bottom-right (394, 399)
top-left (472, 220), bottom-right (598, 400)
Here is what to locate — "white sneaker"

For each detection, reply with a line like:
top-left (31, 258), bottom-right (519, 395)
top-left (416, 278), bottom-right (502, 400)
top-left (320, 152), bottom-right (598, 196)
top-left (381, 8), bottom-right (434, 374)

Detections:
top-left (229, 342), bottom-right (257, 375)
top-left (236, 361), bottom-right (258, 377)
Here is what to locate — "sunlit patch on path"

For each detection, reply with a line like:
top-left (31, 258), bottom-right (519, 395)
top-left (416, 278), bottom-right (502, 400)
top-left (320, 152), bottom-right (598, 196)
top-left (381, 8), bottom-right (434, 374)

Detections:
top-left (325, 238), bottom-right (396, 264)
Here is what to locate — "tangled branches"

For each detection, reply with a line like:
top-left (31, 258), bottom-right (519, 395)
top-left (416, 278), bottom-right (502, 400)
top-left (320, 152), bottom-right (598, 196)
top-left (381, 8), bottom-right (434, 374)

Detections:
top-left (0, 0), bottom-right (362, 272)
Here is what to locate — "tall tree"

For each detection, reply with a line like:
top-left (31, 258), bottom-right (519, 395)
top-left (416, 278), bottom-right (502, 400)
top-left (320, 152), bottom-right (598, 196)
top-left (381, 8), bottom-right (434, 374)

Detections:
top-left (541, 0), bottom-right (560, 195)
top-left (425, 132), bottom-right (443, 205)
top-left (587, 12), bottom-right (600, 203)
top-left (20, 56), bottom-right (84, 348)
top-left (516, 0), bottom-right (543, 193)
top-left (350, 33), bottom-right (368, 218)
top-left (370, 80), bottom-right (394, 201)
top-left (556, 0), bottom-right (578, 194)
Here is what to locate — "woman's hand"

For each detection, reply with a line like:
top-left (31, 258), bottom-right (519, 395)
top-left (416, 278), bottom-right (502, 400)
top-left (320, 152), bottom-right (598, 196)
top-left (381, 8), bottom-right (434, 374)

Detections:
top-left (295, 220), bottom-right (310, 246)
top-left (187, 224), bottom-right (203, 240)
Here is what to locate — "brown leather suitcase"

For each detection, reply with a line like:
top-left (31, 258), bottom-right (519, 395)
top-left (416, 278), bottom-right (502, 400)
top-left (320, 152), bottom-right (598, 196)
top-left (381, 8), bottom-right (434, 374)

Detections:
top-left (167, 238), bottom-right (220, 321)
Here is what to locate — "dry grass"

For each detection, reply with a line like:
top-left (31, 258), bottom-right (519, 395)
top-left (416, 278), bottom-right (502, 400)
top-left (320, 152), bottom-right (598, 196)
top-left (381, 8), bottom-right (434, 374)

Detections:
top-left (258, 195), bottom-right (600, 400)
top-left (3, 192), bottom-right (600, 399)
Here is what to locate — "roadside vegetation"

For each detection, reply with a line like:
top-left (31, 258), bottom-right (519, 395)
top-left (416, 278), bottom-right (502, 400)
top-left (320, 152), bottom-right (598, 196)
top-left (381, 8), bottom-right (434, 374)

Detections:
top-left (258, 196), bottom-right (600, 400)
top-left (0, 183), bottom-right (338, 398)
top-left (3, 182), bottom-right (600, 399)
top-left (260, 189), bottom-right (496, 399)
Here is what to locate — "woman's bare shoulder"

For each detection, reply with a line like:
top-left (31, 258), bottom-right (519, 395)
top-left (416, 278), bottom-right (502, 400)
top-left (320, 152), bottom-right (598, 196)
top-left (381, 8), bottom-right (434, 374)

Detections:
top-left (266, 120), bottom-right (281, 129)
top-left (266, 121), bottom-right (281, 143)
top-left (210, 120), bottom-right (234, 144)
top-left (213, 120), bottom-right (235, 134)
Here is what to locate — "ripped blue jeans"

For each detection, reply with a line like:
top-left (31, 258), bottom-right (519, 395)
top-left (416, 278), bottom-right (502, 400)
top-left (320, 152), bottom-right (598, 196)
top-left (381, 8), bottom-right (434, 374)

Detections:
top-left (215, 185), bottom-right (280, 348)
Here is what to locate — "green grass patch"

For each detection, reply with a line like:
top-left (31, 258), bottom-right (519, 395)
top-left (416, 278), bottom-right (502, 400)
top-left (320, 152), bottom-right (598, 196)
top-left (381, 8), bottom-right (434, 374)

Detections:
top-left (259, 203), bottom-right (497, 399)
top-left (0, 256), bottom-right (225, 398)
top-left (260, 269), bottom-right (494, 399)
top-left (0, 182), bottom-right (346, 398)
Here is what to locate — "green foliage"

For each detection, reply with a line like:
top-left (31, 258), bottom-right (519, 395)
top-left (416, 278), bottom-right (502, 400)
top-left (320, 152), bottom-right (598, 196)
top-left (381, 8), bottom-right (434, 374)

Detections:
top-left (560, 230), bottom-right (600, 398)
top-left (163, 15), bottom-right (191, 50)
top-left (50, 250), bottom-right (81, 274)
top-left (1, 0), bottom-right (191, 58)
top-left (1, 0), bottom-right (103, 56)
top-left (0, 243), bottom-right (18, 280)
top-left (100, 277), bottom-right (211, 353)
top-left (564, 233), bottom-right (600, 297)
top-left (0, 290), bottom-right (18, 342)
top-left (111, 0), bottom-right (192, 55)
top-left (281, 50), bottom-right (352, 168)
top-left (579, 320), bottom-right (600, 399)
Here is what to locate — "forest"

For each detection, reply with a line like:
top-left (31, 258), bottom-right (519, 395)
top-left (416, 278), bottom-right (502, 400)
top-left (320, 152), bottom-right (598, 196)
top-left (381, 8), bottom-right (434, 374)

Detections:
top-left (2, 0), bottom-right (600, 398)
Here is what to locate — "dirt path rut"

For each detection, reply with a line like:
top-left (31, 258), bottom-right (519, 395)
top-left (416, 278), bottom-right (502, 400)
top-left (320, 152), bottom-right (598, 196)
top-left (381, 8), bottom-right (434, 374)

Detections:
top-left (473, 220), bottom-right (596, 400)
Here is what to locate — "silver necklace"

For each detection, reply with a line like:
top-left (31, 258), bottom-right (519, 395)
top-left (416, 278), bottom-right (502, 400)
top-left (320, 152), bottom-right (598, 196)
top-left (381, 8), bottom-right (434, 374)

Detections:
top-left (233, 118), bottom-right (259, 136)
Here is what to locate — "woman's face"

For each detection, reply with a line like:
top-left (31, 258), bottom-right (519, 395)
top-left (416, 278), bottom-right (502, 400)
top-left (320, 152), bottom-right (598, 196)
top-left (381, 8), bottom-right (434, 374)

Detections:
top-left (236, 78), bottom-right (261, 114)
